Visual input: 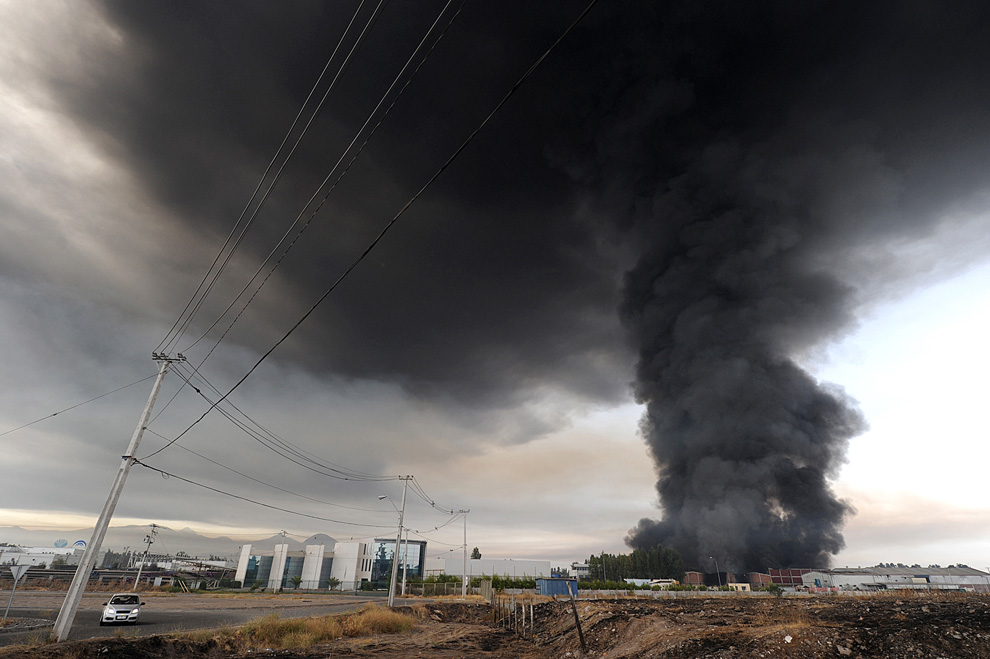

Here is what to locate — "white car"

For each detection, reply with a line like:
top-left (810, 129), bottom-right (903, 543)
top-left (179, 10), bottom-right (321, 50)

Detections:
top-left (99, 593), bottom-right (144, 625)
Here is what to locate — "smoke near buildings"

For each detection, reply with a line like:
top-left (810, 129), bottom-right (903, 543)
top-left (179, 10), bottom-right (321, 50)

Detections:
top-left (1, 1), bottom-right (990, 566)
top-left (607, 2), bottom-right (990, 571)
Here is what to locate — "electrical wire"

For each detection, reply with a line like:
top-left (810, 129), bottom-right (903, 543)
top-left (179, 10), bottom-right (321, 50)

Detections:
top-left (160, 361), bottom-right (396, 482)
top-left (167, 0), bottom-right (390, 353)
top-left (181, 0), bottom-right (466, 363)
top-left (0, 373), bottom-right (158, 438)
top-left (144, 428), bottom-right (384, 512)
top-left (408, 476), bottom-right (467, 516)
top-left (156, 0), bottom-right (380, 354)
top-left (133, 458), bottom-right (396, 529)
top-left (143, 0), bottom-right (601, 470)
top-left (410, 511), bottom-right (463, 535)
top-left (409, 529), bottom-right (461, 547)
top-left (176, 361), bottom-right (384, 479)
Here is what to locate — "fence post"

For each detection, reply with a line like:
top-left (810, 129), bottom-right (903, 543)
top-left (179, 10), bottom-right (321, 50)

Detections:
top-left (568, 589), bottom-right (588, 653)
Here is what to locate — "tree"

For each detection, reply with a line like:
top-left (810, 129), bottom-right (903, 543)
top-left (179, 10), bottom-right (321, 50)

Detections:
top-left (471, 547), bottom-right (482, 560)
top-left (327, 577), bottom-right (341, 591)
top-left (585, 544), bottom-right (685, 582)
top-left (290, 575), bottom-right (302, 589)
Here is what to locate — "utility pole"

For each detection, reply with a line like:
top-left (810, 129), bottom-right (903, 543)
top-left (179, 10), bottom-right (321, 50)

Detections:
top-left (400, 527), bottom-right (409, 596)
top-left (458, 509), bottom-right (470, 598)
top-left (133, 524), bottom-right (159, 591)
top-left (52, 354), bottom-right (180, 642)
top-left (386, 476), bottom-right (410, 607)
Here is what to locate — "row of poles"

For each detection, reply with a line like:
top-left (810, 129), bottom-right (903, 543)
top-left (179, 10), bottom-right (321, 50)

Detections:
top-left (492, 592), bottom-right (587, 653)
top-left (492, 594), bottom-right (537, 639)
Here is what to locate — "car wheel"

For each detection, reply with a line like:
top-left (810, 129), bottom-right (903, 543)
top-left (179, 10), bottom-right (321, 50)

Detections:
top-left (99, 621), bottom-right (106, 626)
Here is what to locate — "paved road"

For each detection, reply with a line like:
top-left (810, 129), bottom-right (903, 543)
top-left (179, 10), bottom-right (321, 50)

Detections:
top-left (0, 591), bottom-right (382, 646)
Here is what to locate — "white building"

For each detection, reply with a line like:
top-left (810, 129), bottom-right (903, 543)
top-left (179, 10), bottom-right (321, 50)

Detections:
top-left (0, 546), bottom-right (86, 567)
top-left (424, 556), bottom-right (551, 580)
top-left (802, 566), bottom-right (990, 592)
top-left (235, 538), bottom-right (425, 591)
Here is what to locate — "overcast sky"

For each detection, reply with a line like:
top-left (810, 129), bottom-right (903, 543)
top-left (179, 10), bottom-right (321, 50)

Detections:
top-left (1, 0), bottom-right (989, 572)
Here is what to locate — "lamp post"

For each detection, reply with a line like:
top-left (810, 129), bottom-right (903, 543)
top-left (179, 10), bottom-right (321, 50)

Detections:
top-left (401, 527), bottom-right (409, 596)
top-left (457, 509), bottom-right (470, 598)
top-left (379, 476), bottom-right (410, 607)
top-left (710, 556), bottom-right (722, 589)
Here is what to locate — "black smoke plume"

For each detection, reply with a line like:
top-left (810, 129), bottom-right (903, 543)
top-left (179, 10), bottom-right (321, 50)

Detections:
top-left (619, 151), bottom-right (870, 571)
top-left (610, 1), bottom-right (990, 572)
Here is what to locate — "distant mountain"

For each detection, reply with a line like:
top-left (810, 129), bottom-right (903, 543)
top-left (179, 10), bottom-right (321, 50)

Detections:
top-left (0, 526), bottom-right (336, 558)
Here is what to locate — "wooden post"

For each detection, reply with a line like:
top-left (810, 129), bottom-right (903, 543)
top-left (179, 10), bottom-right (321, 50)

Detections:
top-left (568, 589), bottom-right (588, 653)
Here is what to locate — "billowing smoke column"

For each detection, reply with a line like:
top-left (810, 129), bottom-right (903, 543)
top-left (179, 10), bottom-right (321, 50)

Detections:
top-left (620, 144), bottom-right (869, 573)
top-left (599, 0), bottom-right (990, 576)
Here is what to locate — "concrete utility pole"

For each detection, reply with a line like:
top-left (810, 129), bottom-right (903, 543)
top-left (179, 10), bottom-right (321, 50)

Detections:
top-left (400, 527), bottom-right (409, 596)
top-left (52, 355), bottom-right (179, 642)
top-left (133, 524), bottom-right (159, 591)
top-left (458, 509), bottom-right (470, 598)
top-left (385, 476), bottom-right (410, 607)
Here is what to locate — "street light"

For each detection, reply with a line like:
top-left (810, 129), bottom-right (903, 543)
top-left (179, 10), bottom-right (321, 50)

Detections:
top-left (378, 499), bottom-right (411, 597)
top-left (401, 527), bottom-right (409, 596)
top-left (457, 509), bottom-right (470, 598)
top-left (709, 556), bottom-right (722, 590)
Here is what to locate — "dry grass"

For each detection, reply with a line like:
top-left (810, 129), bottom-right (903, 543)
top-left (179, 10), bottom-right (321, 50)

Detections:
top-left (751, 600), bottom-right (813, 636)
top-left (181, 604), bottom-right (416, 651)
top-left (426, 593), bottom-right (488, 603)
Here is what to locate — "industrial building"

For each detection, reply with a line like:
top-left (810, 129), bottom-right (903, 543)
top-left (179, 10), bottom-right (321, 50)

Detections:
top-left (801, 566), bottom-right (990, 592)
top-left (424, 556), bottom-right (551, 580)
top-left (0, 545), bottom-right (86, 567)
top-left (235, 538), bottom-right (426, 591)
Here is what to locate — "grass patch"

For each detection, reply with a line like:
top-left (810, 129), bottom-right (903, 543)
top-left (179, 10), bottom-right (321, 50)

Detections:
top-left (180, 604), bottom-right (416, 651)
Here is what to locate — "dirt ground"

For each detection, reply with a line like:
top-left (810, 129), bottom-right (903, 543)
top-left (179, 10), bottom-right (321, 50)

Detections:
top-left (2, 592), bottom-right (989, 658)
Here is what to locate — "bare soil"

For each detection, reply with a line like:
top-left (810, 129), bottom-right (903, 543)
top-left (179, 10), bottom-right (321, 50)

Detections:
top-left (2, 593), bottom-right (989, 658)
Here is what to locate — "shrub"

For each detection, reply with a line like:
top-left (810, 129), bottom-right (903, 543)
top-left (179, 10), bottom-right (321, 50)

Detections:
top-left (217, 606), bottom-right (414, 651)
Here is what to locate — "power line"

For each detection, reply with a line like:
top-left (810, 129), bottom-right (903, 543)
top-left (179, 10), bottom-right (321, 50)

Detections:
top-left (144, 428), bottom-right (384, 512)
top-left (152, 362), bottom-right (397, 482)
top-left (133, 458), bottom-right (396, 529)
top-left (181, 0), bottom-right (467, 364)
top-left (142, 0), bottom-right (601, 470)
top-left (410, 511), bottom-right (463, 535)
top-left (410, 529), bottom-right (462, 547)
top-left (167, 0), bottom-right (391, 353)
top-left (409, 477), bottom-right (458, 515)
top-left (157, 0), bottom-right (382, 354)
top-left (0, 374), bottom-right (158, 438)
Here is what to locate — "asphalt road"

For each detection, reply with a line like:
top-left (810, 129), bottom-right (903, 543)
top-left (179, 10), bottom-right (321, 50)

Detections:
top-left (0, 591), bottom-right (382, 647)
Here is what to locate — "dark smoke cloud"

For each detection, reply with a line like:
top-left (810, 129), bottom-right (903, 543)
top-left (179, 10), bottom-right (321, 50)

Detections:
top-left (62, 0), bottom-right (634, 413)
top-left (620, 167), bottom-right (870, 569)
top-left (35, 1), bottom-right (990, 563)
top-left (610, 2), bottom-right (990, 571)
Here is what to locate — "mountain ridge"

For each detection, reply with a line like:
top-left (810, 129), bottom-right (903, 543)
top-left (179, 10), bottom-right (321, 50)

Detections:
top-left (0, 526), bottom-right (337, 558)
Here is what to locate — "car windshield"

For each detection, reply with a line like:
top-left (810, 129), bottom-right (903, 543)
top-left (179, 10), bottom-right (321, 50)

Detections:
top-left (110, 596), bottom-right (138, 605)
